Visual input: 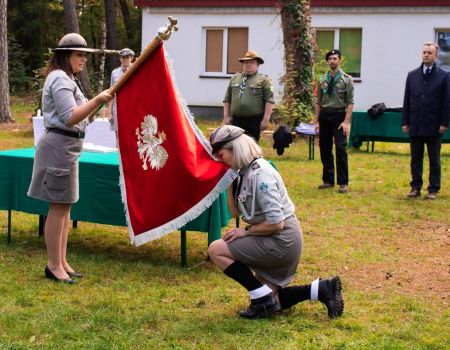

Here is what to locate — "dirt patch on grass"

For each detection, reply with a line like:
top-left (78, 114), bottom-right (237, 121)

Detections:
top-left (340, 220), bottom-right (449, 304)
top-left (0, 110), bottom-right (33, 131)
top-left (0, 121), bottom-right (33, 131)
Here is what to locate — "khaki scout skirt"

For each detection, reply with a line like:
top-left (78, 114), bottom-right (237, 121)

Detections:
top-left (227, 215), bottom-right (303, 288)
top-left (28, 131), bottom-right (83, 204)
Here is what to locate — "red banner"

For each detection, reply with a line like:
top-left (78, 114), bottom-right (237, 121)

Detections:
top-left (116, 43), bottom-right (236, 245)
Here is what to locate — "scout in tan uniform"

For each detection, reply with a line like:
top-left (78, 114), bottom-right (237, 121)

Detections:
top-left (313, 49), bottom-right (354, 193)
top-left (223, 50), bottom-right (275, 141)
top-left (208, 125), bottom-right (344, 320)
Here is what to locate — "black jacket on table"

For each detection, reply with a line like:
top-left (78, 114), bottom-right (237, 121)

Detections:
top-left (402, 63), bottom-right (450, 137)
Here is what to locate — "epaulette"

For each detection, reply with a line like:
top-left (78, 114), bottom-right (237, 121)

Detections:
top-left (230, 73), bottom-right (243, 83)
top-left (342, 72), bottom-right (353, 80)
top-left (251, 162), bottom-right (261, 170)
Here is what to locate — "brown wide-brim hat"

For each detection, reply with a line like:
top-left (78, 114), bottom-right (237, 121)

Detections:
top-left (238, 50), bottom-right (264, 64)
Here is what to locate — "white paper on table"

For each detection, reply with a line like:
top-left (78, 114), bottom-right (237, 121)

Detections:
top-left (82, 143), bottom-right (117, 153)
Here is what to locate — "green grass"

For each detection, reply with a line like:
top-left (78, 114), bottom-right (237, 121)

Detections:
top-left (0, 99), bottom-right (449, 349)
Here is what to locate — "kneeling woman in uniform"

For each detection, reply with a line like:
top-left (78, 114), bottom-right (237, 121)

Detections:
top-left (208, 125), bottom-right (344, 319)
top-left (28, 33), bottom-right (112, 284)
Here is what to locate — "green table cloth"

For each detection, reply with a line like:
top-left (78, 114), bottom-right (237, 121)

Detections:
top-left (0, 148), bottom-right (230, 246)
top-left (349, 111), bottom-right (450, 149)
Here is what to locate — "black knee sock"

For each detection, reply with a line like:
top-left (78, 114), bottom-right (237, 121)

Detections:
top-left (278, 285), bottom-right (311, 309)
top-left (223, 261), bottom-right (263, 291)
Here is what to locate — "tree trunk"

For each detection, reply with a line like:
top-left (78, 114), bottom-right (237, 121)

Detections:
top-left (0, 0), bottom-right (12, 123)
top-left (98, 22), bottom-right (107, 93)
top-left (118, 0), bottom-right (132, 42)
top-left (279, 0), bottom-right (314, 125)
top-left (105, 0), bottom-right (119, 72)
top-left (62, 0), bottom-right (92, 98)
top-left (63, 0), bottom-right (79, 33)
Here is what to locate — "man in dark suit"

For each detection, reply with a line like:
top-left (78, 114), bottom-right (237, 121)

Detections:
top-left (402, 42), bottom-right (450, 199)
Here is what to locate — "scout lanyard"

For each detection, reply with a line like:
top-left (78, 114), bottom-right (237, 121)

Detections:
top-left (73, 76), bottom-right (88, 100)
top-left (235, 157), bottom-right (261, 219)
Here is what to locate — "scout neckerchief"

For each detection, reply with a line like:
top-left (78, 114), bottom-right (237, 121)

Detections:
top-left (238, 72), bottom-right (257, 98)
top-left (238, 74), bottom-right (248, 98)
top-left (323, 70), bottom-right (342, 95)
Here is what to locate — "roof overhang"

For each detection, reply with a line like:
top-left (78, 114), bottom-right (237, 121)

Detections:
top-left (134, 0), bottom-right (277, 7)
top-left (134, 0), bottom-right (450, 7)
top-left (312, 0), bottom-right (450, 5)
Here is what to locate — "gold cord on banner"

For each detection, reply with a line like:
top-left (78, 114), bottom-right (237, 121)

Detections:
top-left (88, 16), bottom-right (179, 122)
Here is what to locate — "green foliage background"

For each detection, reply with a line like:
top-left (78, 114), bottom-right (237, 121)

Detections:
top-left (7, 0), bottom-right (141, 95)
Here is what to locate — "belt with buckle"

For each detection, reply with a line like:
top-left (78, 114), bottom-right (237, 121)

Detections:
top-left (47, 128), bottom-right (85, 139)
top-left (322, 108), bottom-right (346, 113)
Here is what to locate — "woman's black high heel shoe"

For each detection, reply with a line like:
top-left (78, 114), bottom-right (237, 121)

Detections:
top-left (66, 271), bottom-right (83, 278)
top-left (44, 266), bottom-right (75, 284)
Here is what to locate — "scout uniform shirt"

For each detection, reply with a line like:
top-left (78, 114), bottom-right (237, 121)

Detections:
top-left (110, 66), bottom-right (128, 131)
top-left (42, 69), bottom-right (89, 133)
top-left (317, 68), bottom-right (354, 109)
top-left (224, 72), bottom-right (275, 117)
top-left (236, 158), bottom-right (295, 225)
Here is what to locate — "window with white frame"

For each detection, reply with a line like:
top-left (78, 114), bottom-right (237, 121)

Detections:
top-left (202, 27), bottom-right (248, 77)
top-left (436, 30), bottom-right (450, 71)
top-left (315, 28), bottom-right (362, 78)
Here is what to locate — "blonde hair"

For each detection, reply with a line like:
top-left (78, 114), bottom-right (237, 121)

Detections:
top-left (224, 134), bottom-right (262, 170)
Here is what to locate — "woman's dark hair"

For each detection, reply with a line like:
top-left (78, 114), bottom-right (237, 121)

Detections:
top-left (43, 51), bottom-right (74, 77)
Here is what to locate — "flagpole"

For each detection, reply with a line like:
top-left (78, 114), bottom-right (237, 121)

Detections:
top-left (87, 16), bottom-right (179, 121)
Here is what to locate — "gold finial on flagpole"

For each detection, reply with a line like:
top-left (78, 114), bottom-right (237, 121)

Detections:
top-left (157, 16), bottom-right (178, 41)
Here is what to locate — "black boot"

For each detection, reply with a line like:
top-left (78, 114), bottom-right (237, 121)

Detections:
top-left (238, 293), bottom-right (280, 319)
top-left (318, 276), bottom-right (344, 319)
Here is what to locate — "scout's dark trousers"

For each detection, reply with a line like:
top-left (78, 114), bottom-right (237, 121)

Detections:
top-left (319, 111), bottom-right (348, 185)
top-left (409, 135), bottom-right (442, 193)
top-left (232, 114), bottom-right (264, 142)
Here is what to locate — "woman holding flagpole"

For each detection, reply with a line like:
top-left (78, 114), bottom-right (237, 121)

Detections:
top-left (28, 33), bottom-right (112, 284)
top-left (208, 125), bottom-right (344, 319)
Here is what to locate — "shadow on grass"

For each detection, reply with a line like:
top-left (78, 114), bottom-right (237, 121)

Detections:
top-left (349, 145), bottom-right (450, 158)
top-left (2, 223), bottom-right (211, 269)
top-left (348, 147), bottom-right (411, 157)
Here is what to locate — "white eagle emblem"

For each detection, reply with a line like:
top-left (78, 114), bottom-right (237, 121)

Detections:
top-left (136, 114), bottom-right (168, 171)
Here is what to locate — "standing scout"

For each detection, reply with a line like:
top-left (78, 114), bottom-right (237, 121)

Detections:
top-left (313, 49), bottom-right (354, 193)
top-left (223, 50), bottom-right (275, 142)
top-left (106, 48), bottom-right (135, 133)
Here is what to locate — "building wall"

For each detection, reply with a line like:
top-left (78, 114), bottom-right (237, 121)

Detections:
top-left (141, 8), bottom-right (284, 111)
top-left (141, 7), bottom-right (450, 115)
top-left (312, 9), bottom-right (450, 110)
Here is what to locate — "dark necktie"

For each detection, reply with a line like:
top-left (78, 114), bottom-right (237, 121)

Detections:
top-left (327, 76), bottom-right (335, 95)
top-left (425, 67), bottom-right (431, 76)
